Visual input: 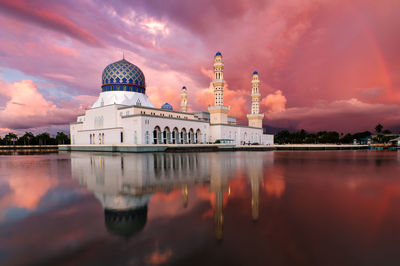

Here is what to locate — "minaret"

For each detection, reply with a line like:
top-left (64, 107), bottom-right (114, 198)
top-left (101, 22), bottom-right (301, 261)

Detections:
top-left (247, 71), bottom-right (264, 128)
top-left (208, 52), bottom-right (230, 124)
top-left (213, 52), bottom-right (224, 106)
top-left (181, 86), bottom-right (188, 112)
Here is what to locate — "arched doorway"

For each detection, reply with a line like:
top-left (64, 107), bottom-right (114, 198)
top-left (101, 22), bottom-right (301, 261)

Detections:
top-left (181, 128), bottom-right (187, 144)
top-left (153, 126), bottom-right (161, 144)
top-left (196, 129), bottom-right (201, 144)
top-left (163, 127), bottom-right (171, 144)
top-left (189, 128), bottom-right (194, 144)
top-left (172, 127), bottom-right (179, 144)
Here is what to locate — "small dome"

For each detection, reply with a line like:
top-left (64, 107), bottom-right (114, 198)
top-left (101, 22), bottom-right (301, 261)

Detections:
top-left (215, 51), bottom-right (222, 56)
top-left (101, 59), bottom-right (146, 94)
top-left (161, 103), bottom-right (173, 110)
top-left (253, 71), bottom-right (258, 75)
top-left (182, 86), bottom-right (187, 89)
top-left (104, 207), bottom-right (147, 238)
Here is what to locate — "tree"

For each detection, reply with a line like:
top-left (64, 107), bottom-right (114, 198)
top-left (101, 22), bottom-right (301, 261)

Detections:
top-left (18, 132), bottom-right (35, 145)
top-left (4, 132), bottom-right (18, 145)
top-left (382, 129), bottom-right (392, 134)
top-left (56, 132), bottom-right (70, 144)
top-left (37, 132), bottom-right (50, 145)
top-left (375, 124), bottom-right (383, 134)
top-left (275, 130), bottom-right (291, 144)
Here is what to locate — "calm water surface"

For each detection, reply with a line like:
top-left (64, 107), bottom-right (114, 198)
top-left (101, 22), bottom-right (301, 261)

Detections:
top-left (0, 151), bottom-right (400, 265)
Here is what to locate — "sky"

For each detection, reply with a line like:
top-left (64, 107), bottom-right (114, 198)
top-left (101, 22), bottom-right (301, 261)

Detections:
top-left (0, 0), bottom-right (399, 135)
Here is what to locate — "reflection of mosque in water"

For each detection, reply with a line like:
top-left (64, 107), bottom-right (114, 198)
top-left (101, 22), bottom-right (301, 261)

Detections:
top-left (71, 152), bottom-right (270, 239)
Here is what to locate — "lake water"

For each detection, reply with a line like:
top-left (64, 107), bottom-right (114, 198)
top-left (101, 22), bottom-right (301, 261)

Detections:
top-left (0, 151), bottom-right (400, 265)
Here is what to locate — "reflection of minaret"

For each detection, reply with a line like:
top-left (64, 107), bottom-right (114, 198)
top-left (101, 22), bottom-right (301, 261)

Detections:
top-left (250, 175), bottom-right (260, 222)
top-left (182, 184), bottom-right (188, 208)
top-left (247, 156), bottom-right (264, 222)
top-left (210, 154), bottom-right (229, 241)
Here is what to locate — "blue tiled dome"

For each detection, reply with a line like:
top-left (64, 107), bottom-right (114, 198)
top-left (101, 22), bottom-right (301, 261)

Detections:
top-left (253, 71), bottom-right (258, 75)
top-left (104, 207), bottom-right (147, 238)
top-left (101, 59), bottom-right (146, 93)
top-left (215, 51), bottom-right (222, 56)
top-left (161, 103), bottom-right (173, 110)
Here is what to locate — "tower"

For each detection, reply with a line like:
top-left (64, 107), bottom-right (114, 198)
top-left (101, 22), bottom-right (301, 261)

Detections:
top-left (181, 86), bottom-right (188, 112)
top-left (208, 52), bottom-right (230, 124)
top-left (247, 71), bottom-right (264, 128)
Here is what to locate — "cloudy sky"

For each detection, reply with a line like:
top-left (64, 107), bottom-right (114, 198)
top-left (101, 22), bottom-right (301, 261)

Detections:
top-left (0, 0), bottom-right (399, 135)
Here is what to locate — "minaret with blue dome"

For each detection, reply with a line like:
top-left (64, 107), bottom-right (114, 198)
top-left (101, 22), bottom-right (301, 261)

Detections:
top-left (208, 52), bottom-right (230, 124)
top-left (247, 71), bottom-right (264, 128)
top-left (181, 86), bottom-right (188, 112)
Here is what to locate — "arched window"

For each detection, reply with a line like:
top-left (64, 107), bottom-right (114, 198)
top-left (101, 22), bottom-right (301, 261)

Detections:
top-left (145, 131), bottom-right (149, 144)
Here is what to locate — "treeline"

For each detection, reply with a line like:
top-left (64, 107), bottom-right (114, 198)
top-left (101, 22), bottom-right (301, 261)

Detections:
top-left (275, 129), bottom-right (397, 144)
top-left (0, 132), bottom-right (70, 145)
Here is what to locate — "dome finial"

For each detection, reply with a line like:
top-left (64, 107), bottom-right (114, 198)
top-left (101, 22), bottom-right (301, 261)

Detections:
top-left (122, 51), bottom-right (125, 60)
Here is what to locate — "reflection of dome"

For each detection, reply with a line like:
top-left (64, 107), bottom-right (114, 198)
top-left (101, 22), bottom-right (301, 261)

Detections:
top-left (104, 206), bottom-right (147, 238)
top-left (101, 59), bottom-right (146, 93)
top-left (215, 51), bottom-right (222, 56)
top-left (161, 103), bottom-right (173, 110)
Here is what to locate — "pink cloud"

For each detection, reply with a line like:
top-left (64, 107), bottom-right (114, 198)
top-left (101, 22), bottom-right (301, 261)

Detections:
top-left (0, 79), bottom-right (88, 130)
top-left (0, 0), bottom-right (103, 47)
top-left (261, 90), bottom-right (287, 113)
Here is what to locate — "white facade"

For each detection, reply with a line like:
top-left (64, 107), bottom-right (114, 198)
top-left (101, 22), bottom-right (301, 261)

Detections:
top-left (70, 53), bottom-right (274, 146)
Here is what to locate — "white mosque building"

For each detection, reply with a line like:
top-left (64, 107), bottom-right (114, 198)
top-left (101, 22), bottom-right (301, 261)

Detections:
top-left (69, 52), bottom-right (274, 147)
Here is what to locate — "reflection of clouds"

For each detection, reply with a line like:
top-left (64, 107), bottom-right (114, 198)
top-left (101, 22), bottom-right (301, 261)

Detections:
top-left (0, 161), bottom-right (59, 222)
top-left (146, 248), bottom-right (173, 265)
top-left (264, 168), bottom-right (286, 198)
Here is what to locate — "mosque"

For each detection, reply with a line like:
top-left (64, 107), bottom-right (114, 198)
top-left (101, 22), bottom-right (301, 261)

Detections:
top-left (69, 52), bottom-right (274, 147)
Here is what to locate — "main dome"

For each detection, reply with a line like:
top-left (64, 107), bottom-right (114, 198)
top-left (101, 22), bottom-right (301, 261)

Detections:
top-left (101, 59), bottom-right (146, 93)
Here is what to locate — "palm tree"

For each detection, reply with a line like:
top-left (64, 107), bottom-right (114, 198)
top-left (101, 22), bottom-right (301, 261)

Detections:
top-left (5, 132), bottom-right (18, 145)
top-left (375, 124), bottom-right (383, 134)
top-left (20, 132), bottom-right (34, 145)
top-left (56, 132), bottom-right (69, 144)
top-left (37, 132), bottom-right (50, 145)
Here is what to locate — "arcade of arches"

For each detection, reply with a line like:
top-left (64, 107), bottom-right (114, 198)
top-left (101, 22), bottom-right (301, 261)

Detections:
top-left (151, 126), bottom-right (204, 144)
